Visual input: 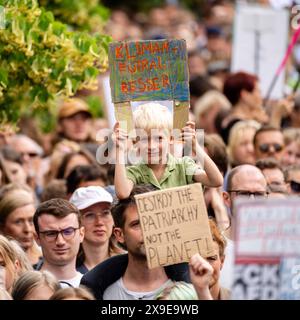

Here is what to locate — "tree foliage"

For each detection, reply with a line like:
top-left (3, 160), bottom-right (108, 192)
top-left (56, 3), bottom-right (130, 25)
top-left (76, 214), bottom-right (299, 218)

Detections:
top-left (0, 0), bottom-right (110, 130)
top-left (39, 0), bottom-right (110, 32)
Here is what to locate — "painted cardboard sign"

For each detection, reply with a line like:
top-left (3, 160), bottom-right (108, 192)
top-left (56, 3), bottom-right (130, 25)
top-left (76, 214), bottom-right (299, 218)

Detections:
top-left (108, 39), bottom-right (189, 131)
top-left (109, 39), bottom-right (189, 102)
top-left (134, 183), bottom-right (215, 269)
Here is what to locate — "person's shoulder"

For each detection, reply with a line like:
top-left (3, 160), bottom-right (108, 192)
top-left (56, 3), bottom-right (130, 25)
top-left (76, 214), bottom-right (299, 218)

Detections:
top-left (103, 278), bottom-right (122, 300)
top-left (80, 254), bottom-right (128, 298)
top-left (82, 254), bottom-right (128, 280)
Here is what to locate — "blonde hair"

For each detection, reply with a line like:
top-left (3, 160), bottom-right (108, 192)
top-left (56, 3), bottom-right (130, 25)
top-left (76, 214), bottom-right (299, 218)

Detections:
top-left (0, 189), bottom-right (35, 229)
top-left (9, 239), bottom-right (33, 272)
top-left (227, 120), bottom-right (261, 165)
top-left (194, 90), bottom-right (231, 122)
top-left (133, 103), bottom-right (172, 132)
top-left (49, 286), bottom-right (95, 300)
top-left (0, 235), bottom-right (19, 269)
top-left (283, 128), bottom-right (300, 146)
top-left (12, 270), bottom-right (60, 300)
top-left (0, 235), bottom-right (32, 291)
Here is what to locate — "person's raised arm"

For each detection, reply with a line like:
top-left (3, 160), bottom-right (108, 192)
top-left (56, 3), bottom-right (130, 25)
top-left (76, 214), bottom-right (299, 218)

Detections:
top-left (182, 122), bottom-right (223, 187)
top-left (112, 122), bottom-right (134, 199)
top-left (189, 253), bottom-right (213, 300)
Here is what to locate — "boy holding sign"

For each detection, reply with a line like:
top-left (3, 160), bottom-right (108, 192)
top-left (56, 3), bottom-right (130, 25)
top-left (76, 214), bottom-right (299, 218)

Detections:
top-left (108, 39), bottom-right (223, 199)
top-left (113, 102), bottom-right (223, 199)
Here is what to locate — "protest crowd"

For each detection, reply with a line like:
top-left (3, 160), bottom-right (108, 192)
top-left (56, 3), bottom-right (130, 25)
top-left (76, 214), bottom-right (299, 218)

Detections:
top-left (1, 0), bottom-right (300, 301)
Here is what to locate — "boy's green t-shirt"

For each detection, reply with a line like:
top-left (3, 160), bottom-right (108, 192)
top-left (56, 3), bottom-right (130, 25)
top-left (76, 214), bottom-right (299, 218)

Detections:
top-left (126, 153), bottom-right (200, 190)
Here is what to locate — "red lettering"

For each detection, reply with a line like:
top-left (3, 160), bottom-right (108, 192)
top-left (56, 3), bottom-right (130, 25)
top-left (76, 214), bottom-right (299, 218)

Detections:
top-left (125, 44), bottom-right (136, 59)
top-left (141, 43), bottom-right (152, 55)
top-left (152, 42), bottom-right (160, 54)
top-left (115, 45), bottom-right (123, 59)
top-left (128, 63), bottom-right (137, 74)
top-left (162, 74), bottom-right (170, 88)
top-left (128, 80), bottom-right (137, 93)
top-left (135, 42), bottom-right (142, 55)
top-left (157, 56), bottom-right (166, 70)
top-left (149, 60), bottom-right (157, 71)
top-left (118, 62), bottom-right (126, 73)
top-left (161, 41), bottom-right (169, 53)
top-left (138, 78), bottom-right (146, 92)
top-left (152, 78), bottom-right (159, 91)
top-left (146, 78), bottom-right (153, 91)
top-left (139, 59), bottom-right (149, 72)
top-left (120, 75), bottom-right (170, 95)
top-left (121, 82), bottom-right (128, 93)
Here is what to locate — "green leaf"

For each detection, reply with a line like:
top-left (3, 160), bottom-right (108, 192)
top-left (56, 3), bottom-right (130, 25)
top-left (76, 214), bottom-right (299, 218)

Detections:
top-left (0, 69), bottom-right (8, 87)
top-left (84, 66), bottom-right (98, 79)
top-left (37, 87), bottom-right (50, 103)
top-left (52, 21), bottom-right (66, 36)
top-left (38, 10), bottom-right (54, 31)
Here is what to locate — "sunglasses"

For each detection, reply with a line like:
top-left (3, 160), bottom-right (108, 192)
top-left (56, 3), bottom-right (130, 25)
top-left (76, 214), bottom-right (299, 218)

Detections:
top-left (258, 143), bottom-right (283, 153)
top-left (290, 180), bottom-right (300, 193)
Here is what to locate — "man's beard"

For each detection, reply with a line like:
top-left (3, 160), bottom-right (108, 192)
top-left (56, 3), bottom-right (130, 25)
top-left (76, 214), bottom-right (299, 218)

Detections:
top-left (129, 243), bottom-right (147, 260)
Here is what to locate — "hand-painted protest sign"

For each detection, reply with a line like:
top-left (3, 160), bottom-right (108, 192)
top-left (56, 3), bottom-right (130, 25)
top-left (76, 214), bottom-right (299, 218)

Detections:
top-left (232, 198), bottom-right (300, 300)
top-left (231, 3), bottom-right (289, 99)
top-left (134, 183), bottom-right (215, 269)
top-left (109, 39), bottom-right (189, 131)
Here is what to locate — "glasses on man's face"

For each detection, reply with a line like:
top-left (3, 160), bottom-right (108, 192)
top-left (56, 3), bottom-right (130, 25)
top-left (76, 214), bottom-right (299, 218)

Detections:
top-left (228, 190), bottom-right (268, 198)
top-left (81, 210), bottom-right (111, 224)
top-left (258, 143), bottom-right (283, 153)
top-left (39, 227), bottom-right (79, 242)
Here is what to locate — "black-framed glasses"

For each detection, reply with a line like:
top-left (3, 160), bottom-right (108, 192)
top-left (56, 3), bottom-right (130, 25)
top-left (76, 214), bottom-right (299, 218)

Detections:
top-left (39, 227), bottom-right (79, 242)
top-left (258, 143), bottom-right (283, 153)
top-left (228, 190), bottom-right (268, 198)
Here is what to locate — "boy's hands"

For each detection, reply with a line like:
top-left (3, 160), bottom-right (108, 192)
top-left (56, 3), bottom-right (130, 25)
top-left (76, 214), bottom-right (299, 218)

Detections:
top-left (112, 122), bottom-right (128, 153)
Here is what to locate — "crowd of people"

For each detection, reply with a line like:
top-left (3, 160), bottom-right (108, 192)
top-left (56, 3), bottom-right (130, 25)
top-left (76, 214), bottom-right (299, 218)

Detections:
top-left (1, 0), bottom-right (300, 300)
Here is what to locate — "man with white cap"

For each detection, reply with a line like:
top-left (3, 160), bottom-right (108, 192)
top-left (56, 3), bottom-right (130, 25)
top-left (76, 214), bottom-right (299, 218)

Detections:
top-left (70, 186), bottom-right (123, 274)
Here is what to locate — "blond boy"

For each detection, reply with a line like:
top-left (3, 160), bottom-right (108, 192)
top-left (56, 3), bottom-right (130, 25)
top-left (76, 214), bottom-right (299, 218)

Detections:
top-left (113, 103), bottom-right (223, 199)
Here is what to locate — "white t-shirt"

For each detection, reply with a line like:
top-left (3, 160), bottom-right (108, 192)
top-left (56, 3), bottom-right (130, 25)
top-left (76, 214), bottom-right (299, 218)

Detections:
top-left (59, 272), bottom-right (83, 288)
top-left (103, 278), bottom-right (172, 300)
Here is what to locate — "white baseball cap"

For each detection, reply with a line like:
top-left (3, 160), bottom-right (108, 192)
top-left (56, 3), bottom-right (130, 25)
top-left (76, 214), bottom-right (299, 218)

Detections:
top-left (69, 186), bottom-right (113, 210)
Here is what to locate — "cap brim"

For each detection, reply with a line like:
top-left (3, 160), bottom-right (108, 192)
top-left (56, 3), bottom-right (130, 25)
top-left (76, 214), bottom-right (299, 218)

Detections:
top-left (76, 199), bottom-right (112, 210)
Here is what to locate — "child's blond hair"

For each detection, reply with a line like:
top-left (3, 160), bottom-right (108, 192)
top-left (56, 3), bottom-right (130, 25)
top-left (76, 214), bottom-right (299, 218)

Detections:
top-left (133, 103), bottom-right (172, 133)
